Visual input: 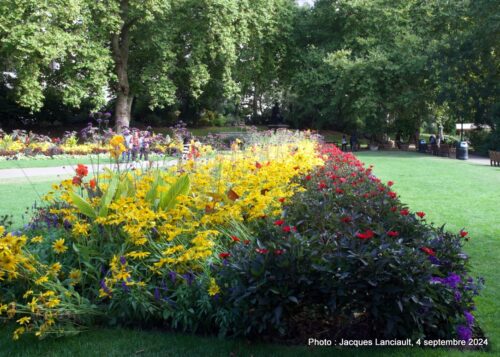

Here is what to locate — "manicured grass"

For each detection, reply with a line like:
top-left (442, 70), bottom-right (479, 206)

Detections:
top-left (0, 156), bottom-right (104, 170)
top-left (0, 177), bottom-right (60, 229)
top-left (0, 154), bottom-right (173, 170)
top-left (0, 151), bottom-right (498, 356)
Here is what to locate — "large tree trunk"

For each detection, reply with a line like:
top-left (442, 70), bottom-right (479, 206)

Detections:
top-left (112, 0), bottom-right (134, 133)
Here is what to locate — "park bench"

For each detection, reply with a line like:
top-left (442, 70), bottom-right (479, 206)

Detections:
top-left (438, 143), bottom-right (451, 157)
top-left (490, 150), bottom-right (500, 166)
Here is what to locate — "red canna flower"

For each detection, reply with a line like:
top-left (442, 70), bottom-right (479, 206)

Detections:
top-left (255, 162), bottom-right (262, 169)
top-left (89, 179), bottom-right (97, 189)
top-left (420, 247), bottom-right (436, 256)
top-left (278, 197), bottom-right (286, 203)
top-left (460, 230), bottom-right (468, 238)
top-left (400, 209), bottom-right (409, 216)
top-left (416, 211), bottom-right (426, 219)
top-left (387, 231), bottom-right (399, 237)
top-left (388, 191), bottom-right (397, 199)
top-left (340, 216), bottom-right (352, 223)
top-left (387, 181), bottom-right (394, 187)
top-left (72, 176), bottom-right (82, 186)
top-left (230, 235), bottom-right (240, 242)
top-left (282, 225), bottom-right (291, 233)
top-left (75, 164), bottom-right (88, 177)
top-left (356, 229), bottom-right (375, 240)
top-left (255, 248), bottom-right (268, 254)
top-left (305, 175), bottom-right (312, 181)
top-left (219, 252), bottom-right (231, 259)
top-left (274, 249), bottom-right (285, 255)
top-left (274, 219), bottom-right (285, 226)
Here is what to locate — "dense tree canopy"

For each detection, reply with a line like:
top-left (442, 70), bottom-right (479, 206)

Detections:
top-left (0, 0), bottom-right (498, 138)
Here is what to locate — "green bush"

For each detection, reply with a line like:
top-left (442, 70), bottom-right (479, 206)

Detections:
top-left (212, 145), bottom-right (482, 342)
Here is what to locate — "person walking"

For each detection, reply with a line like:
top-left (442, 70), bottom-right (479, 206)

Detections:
top-left (341, 135), bottom-right (348, 151)
top-left (140, 132), bottom-right (151, 161)
top-left (131, 131), bottom-right (140, 161)
top-left (122, 129), bottom-right (132, 162)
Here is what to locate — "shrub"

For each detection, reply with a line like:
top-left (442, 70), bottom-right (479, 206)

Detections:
top-left (212, 145), bottom-right (482, 343)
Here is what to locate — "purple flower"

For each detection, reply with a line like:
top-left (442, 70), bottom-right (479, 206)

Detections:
top-left (121, 281), bottom-right (130, 293)
top-left (464, 311), bottom-right (475, 326)
top-left (457, 325), bottom-right (472, 341)
top-left (154, 287), bottom-right (161, 301)
top-left (428, 255), bottom-right (441, 265)
top-left (168, 271), bottom-right (177, 284)
top-left (454, 291), bottom-right (462, 302)
top-left (430, 276), bottom-right (444, 284)
top-left (100, 279), bottom-right (111, 294)
top-left (182, 272), bottom-right (194, 286)
top-left (120, 256), bottom-right (126, 265)
top-left (444, 273), bottom-right (461, 289)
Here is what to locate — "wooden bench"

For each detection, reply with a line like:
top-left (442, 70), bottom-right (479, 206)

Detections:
top-left (490, 150), bottom-right (500, 166)
top-left (439, 143), bottom-right (451, 157)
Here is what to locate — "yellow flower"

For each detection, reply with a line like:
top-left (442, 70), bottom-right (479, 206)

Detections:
top-left (31, 236), bottom-right (43, 244)
top-left (16, 316), bottom-right (31, 325)
top-left (72, 222), bottom-right (90, 237)
top-left (13, 327), bottom-right (25, 340)
top-left (49, 262), bottom-right (62, 274)
top-left (208, 278), bottom-right (220, 296)
top-left (52, 238), bottom-right (68, 254)
top-left (45, 298), bottom-right (61, 308)
top-left (69, 269), bottom-right (81, 282)
top-left (35, 275), bottom-right (49, 285)
top-left (126, 251), bottom-right (151, 259)
top-left (22, 290), bottom-right (33, 299)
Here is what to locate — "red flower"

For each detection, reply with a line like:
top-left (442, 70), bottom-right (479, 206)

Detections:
top-left (219, 252), bottom-right (231, 259)
top-left (390, 206), bottom-right (397, 212)
top-left (273, 219), bottom-right (285, 226)
top-left (305, 175), bottom-right (312, 181)
top-left (282, 225), bottom-right (291, 233)
top-left (255, 248), bottom-right (268, 254)
top-left (420, 247), bottom-right (436, 256)
top-left (243, 239), bottom-right (250, 245)
top-left (335, 188), bottom-right (344, 194)
top-left (278, 197), bottom-right (286, 203)
top-left (75, 164), bottom-right (88, 177)
top-left (89, 179), bottom-right (97, 189)
top-left (388, 181), bottom-right (394, 187)
top-left (388, 191), bottom-right (397, 199)
top-left (387, 231), bottom-right (399, 237)
top-left (318, 182), bottom-right (327, 190)
top-left (72, 176), bottom-right (82, 186)
top-left (416, 211), bottom-right (426, 218)
top-left (255, 162), bottom-right (262, 169)
top-left (356, 229), bottom-right (375, 240)
top-left (400, 209), bottom-right (409, 216)
top-left (274, 249), bottom-right (285, 255)
top-left (230, 235), bottom-right (240, 242)
top-left (340, 216), bottom-right (352, 223)
top-left (460, 230), bottom-right (468, 238)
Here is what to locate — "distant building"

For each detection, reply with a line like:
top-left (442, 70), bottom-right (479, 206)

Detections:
top-left (455, 123), bottom-right (491, 134)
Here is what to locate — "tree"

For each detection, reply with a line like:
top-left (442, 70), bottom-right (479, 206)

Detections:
top-left (0, 0), bottom-right (281, 131)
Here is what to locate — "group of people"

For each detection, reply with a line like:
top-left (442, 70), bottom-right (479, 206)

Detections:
top-left (120, 128), bottom-right (152, 162)
top-left (341, 134), bottom-right (359, 152)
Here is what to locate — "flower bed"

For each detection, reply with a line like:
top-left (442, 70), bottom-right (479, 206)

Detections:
top-left (0, 133), bottom-right (483, 346)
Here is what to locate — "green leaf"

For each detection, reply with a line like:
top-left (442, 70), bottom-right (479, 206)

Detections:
top-left (69, 191), bottom-right (97, 219)
top-left (98, 174), bottom-right (119, 217)
top-left (158, 174), bottom-right (190, 211)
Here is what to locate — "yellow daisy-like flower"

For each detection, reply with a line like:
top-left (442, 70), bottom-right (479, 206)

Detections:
top-left (126, 251), bottom-right (151, 259)
top-left (45, 298), bottom-right (61, 308)
top-left (31, 236), bottom-right (43, 244)
top-left (69, 269), bottom-right (81, 281)
top-left (208, 278), bottom-right (220, 296)
top-left (52, 238), bottom-right (68, 254)
top-left (16, 316), bottom-right (31, 325)
top-left (35, 275), bottom-right (49, 285)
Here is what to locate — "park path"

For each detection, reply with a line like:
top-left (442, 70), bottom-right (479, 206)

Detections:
top-left (0, 160), bottom-right (178, 180)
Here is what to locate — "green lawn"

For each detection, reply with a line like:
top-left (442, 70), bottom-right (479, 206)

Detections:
top-left (0, 151), bottom-right (498, 356)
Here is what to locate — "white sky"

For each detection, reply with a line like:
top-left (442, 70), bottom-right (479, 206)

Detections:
top-left (297, 0), bottom-right (315, 6)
